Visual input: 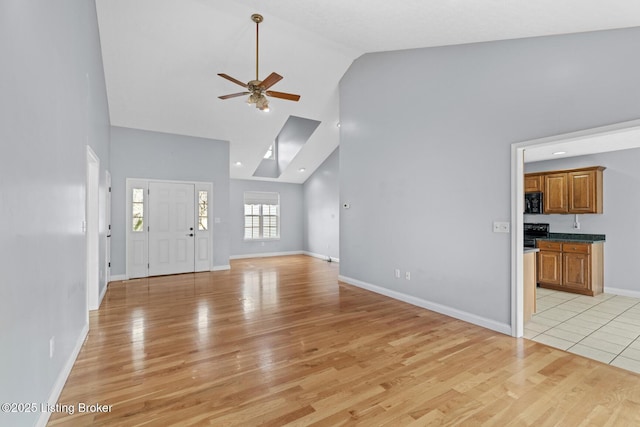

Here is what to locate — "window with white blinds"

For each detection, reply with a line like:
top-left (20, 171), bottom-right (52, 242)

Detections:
top-left (243, 191), bottom-right (280, 240)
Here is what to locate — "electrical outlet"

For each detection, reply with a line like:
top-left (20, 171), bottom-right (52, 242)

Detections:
top-left (49, 337), bottom-right (55, 359)
top-left (394, 269), bottom-right (400, 279)
top-left (405, 272), bottom-right (411, 280)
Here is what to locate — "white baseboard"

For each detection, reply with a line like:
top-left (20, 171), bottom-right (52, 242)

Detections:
top-left (109, 274), bottom-right (127, 282)
top-left (36, 322), bottom-right (89, 427)
top-left (98, 281), bottom-right (109, 306)
top-left (229, 251), bottom-right (304, 260)
top-left (338, 275), bottom-right (512, 336)
top-left (304, 251), bottom-right (340, 263)
top-left (211, 265), bottom-right (231, 271)
top-left (604, 286), bottom-right (640, 299)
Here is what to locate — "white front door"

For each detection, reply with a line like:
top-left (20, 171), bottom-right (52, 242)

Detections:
top-left (148, 182), bottom-right (195, 276)
top-left (126, 179), bottom-right (213, 278)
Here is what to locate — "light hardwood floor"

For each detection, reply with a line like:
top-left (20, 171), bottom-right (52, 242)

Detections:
top-left (49, 255), bottom-right (640, 426)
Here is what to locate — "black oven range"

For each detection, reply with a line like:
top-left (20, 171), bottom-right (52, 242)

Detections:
top-left (524, 223), bottom-right (549, 248)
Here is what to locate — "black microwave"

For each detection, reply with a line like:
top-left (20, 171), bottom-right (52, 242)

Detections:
top-left (525, 192), bottom-right (543, 214)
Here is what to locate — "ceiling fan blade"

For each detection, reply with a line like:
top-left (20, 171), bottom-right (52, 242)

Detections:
top-left (219, 92), bottom-right (250, 100)
top-left (266, 90), bottom-right (300, 102)
top-left (259, 72), bottom-right (283, 90)
top-left (218, 73), bottom-right (248, 88)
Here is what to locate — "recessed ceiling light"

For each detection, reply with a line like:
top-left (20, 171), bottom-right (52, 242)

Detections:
top-left (298, 168), bottom-right (306, 172)
top-left (234, 161), bottom-right (242, 166)
top-left (552, 151), bottom-right (567, 155)
top-left (336, 122), bottom-right (341, 128)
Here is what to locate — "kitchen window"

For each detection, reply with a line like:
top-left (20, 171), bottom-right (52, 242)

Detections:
top-left (244, 191), bottom-right (279, 240)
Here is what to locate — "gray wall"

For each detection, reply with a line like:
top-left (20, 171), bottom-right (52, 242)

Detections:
top-left (0, 1), bottom-right (111, 426)
top-left (230, 179), bottom-right (304, 257)
top-left (110, 126), bottom-right (230, 273)
top-left (339, 27), bottom-right (640, 330)
top-left (303, 147), bottom-right (340, 260)
top-left (525, 148), bottom-right (640, 294)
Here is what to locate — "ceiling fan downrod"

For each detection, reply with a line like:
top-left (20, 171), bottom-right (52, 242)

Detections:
top-left (251, 14), bottom-right (263, 82)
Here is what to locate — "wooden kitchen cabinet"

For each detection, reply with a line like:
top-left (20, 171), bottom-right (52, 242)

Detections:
top-left (537, 242), bottom-right (562, 286)
top-left (568, 168), bottom-right (604, 213)
top-left (537, 241), bottom-right (603, 296)
top-left (523, 251), bottom-right (537, 323)
top-left (563, 251), bottom-right (590, 292)
top-left (525, 166), bottom-right (604, 214)
top-left (544, 173), bottom-right (569, 214)
top-left (524, 174), bottom-right (544, 193)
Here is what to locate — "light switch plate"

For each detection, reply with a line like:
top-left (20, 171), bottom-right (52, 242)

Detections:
top-left (493, 221), bottom-right (510, 233)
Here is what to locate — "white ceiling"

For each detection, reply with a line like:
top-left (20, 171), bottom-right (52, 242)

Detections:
top-left (95, 0), bottom-right (640, 183)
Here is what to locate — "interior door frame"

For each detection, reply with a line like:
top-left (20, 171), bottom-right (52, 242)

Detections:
top-left (125, 178), bottom-right (214, 279)
top-left (510, 119), bottom-right (640, 337)
top-left (105, 170), bottom-right (112, 285)
top-left (86, 146), bottom-right (100, 313)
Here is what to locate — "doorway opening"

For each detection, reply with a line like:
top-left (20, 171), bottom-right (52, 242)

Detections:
top-left (511, 119), bottom-right (640, 337)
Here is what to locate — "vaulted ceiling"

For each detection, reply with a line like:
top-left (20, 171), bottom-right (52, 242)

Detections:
top-left (95, 0), bottom-right (640, 183)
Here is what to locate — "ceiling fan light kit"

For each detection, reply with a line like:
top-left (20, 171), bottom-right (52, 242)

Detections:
top-left (218, 13), bottom-right (300, 111)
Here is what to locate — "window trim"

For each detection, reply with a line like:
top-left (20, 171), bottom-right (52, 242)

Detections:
top-left (243, 191), bottom-right (280, 241)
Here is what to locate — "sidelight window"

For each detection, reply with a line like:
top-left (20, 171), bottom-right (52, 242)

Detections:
top-left (198, 191), bottom-right (208, 231)
top-left (132, 188), bottom-right (144, 232)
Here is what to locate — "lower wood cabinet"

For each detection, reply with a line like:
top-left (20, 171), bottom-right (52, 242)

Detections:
top-left (537, 241), bottom-right (562, 286)
top-left (523, 251), bottom-right (537, 323)
top-left (537, 241), bottom-right (603, 296)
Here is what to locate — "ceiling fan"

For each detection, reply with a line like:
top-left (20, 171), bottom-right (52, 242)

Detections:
top-left (218, 13), bottom-right (301, 112)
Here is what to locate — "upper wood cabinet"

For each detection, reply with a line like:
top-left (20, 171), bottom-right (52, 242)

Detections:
top-left (524, 174), bottom-right (544, 193)
top-left (525, 166), bottom-right (605, 214)
top-left (544, 173), bottom-right (569, 214)
top-left (568, 169), bottom-right (604, 213)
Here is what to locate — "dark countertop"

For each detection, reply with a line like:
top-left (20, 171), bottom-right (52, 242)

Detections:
top-left (537, 232), bottom-right (605, 243)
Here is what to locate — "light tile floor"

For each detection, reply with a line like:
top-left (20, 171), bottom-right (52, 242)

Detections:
top-left (525, 287), bottom-right (640, 374)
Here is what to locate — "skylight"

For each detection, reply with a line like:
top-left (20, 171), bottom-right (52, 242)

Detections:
top-left (264, 144), bottom-right (274, 159)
